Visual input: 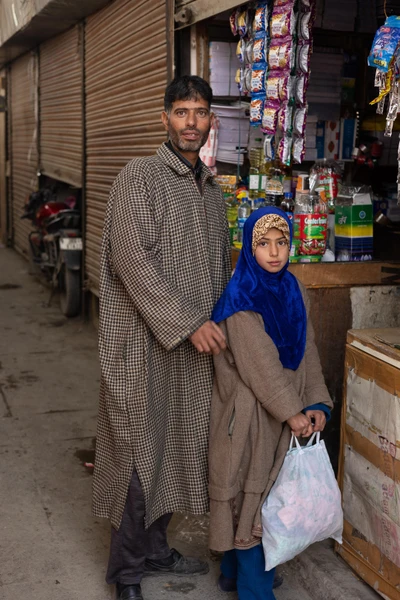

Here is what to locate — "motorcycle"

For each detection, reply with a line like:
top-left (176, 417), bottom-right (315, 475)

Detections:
top-left (21, 187), bottom-right (82, 317)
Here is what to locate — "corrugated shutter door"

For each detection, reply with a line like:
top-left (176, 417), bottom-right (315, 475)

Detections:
top-left (85, 0), bottom-right (169, 293)
top-left (10, 52), bottom-right (39, 257)
top-left (39, 26), bottom-right (83, 188)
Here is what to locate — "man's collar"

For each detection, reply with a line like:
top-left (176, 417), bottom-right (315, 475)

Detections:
top-left (165, 141), bottom-right (202, 179)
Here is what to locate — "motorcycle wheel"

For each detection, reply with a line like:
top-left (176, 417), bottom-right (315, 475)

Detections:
top-left (59, 267), bottom-right (81, 317)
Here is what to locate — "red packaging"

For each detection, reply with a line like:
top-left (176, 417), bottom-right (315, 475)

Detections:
top-left (293, 214), bottom-right (328, 256)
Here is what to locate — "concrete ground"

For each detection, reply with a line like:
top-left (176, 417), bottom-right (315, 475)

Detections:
top-left (0, 247), bottom-right (380, 600)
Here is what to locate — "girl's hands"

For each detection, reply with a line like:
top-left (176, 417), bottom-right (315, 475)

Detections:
top-left (304, 409), bottom-right (327, 433)
top-left (286, 413), bottom-right (314, 438)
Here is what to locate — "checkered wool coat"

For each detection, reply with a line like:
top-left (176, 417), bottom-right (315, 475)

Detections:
top-left (93, 143), bottom-right (231, 529)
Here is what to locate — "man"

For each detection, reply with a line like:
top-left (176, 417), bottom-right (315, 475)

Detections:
top-left (93, 76), bottom-right (231, 600)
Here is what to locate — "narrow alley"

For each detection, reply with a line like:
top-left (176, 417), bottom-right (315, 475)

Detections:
top-left (0, 247), bottom-right (382, 600)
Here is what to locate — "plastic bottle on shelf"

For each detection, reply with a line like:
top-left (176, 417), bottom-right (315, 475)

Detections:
top-left (236, 196), bottom-right (251, 248)
top-left (226, 195), bottom-right (239, 247)
top-left (265, 168), bottom-right (284, 206)
top-left (248, 138), bottom-right (263, 207)
top-left (281, 192), bottom-right (295, 219)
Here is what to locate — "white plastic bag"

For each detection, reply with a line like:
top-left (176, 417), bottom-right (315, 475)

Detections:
top-left (262, 432), bottom-right (343, 571)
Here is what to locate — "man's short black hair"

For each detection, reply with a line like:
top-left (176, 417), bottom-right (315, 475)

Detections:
top-left (164, 76), bottom-right (213, 113)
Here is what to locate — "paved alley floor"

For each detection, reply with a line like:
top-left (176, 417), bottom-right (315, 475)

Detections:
top-left (0, 247), bottom-right (315, 600)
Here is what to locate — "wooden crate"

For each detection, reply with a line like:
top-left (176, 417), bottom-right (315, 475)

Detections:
top-left (336, 328), bottom-right (400, 600)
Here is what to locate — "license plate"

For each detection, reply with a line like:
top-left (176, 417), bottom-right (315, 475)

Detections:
top-left (60, 237), bottom-right (83, 251)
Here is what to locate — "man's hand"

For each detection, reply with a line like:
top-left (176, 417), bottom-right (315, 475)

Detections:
top-left (287, 413), bottom-right (313, 438)
top-left (189, 321), bottom-right (226, 356)
top-left (304, 409), bottom-right (327, 433)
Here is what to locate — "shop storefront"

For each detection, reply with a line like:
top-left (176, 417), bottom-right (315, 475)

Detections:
top-left (175, 2), bottom-right (400, 596)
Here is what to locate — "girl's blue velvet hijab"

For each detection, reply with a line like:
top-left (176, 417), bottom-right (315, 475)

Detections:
top-left (211, 206), bottom-right (307, 370)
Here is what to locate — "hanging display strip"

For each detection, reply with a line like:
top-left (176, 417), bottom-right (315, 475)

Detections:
top-left (10, 52), bottom-right (39, 257)
top-left (39, 25), bottom-right (84, 188)
top-left (85, 0), bottom-right (169, 294)
top-left (230, 0), bottom-right (315, 166)
top-left (367, 15), bottom-right (400, 205)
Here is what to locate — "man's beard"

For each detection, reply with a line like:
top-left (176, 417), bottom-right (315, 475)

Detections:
top-left (168, 126), bottom-right (210, 153)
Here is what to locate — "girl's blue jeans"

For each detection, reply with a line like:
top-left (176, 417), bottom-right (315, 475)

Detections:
top-left (221, 544), bottom-right (276, 600)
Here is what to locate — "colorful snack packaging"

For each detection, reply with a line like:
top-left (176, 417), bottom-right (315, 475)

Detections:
top-left (278, 135), bottom-right (293, 166)
top-left (238, 9), bottom-right (249, 38)
top-left (293, 136), bottom-right (306, 163)
top-left (269, 37), bottom-right (294, 71)
top-left (252, 36), bottom-right (267, 64)
top-left (250, 95), bottom-right (265, 126)
top-left (368, 16), bottom-right (400, 72)
top-left (264, 135), bottom-right (276, 161)
top-left (295, 73), bottom-right (309, 105)
top-left (229, 8), bottom-right (240, 36)
top-left (261, 101), bottom-right (279, 134)
top-left (297, 40), bottom-right (312, 73)
top-left (273, 0), bottom-right (296, 7)
top-left (293, 105), bottom-right (308, 135)
top-left (298, 11), bottom-right (313, 41)
top-left (271, 6), bottom-right (296, 38)
top-left (245, 39), bottom-right (254, 64)
top-left (278, 103), bottom-right (294, 133)
top-left (266, 71), bottom-right (295, 103)
top-left (251, 64), bottom-right (267, 94)
top-left (236, 39), bottom-right (246, 63)
top-left (244, 67), bottom-right (253, 93)
top-left (253, 3), bottom-right (269, 35)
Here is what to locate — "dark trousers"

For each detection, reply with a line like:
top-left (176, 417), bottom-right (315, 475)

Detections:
top-left (221, 545), bottom-right (276, 600)
top-left (106, 470), bottom-right (172, 585)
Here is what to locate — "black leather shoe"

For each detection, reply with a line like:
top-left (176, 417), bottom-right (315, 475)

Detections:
top-left (116, 583), bottom-right (143, 600)
top-left (144, 548), bottom-right (209, 576)
top-left (217, 572), bottom-right (284, 592)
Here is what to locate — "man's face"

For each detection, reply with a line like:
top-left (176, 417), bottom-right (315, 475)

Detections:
top-left (161, 97), bottom-right (213, 154)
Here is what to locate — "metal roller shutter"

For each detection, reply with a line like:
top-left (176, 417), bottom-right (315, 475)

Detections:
top-left (85, 0), bottom-right (172, 294)
top-left (10, 52), bottom-right (39, 257)
top-left (39, 25), bottom-right (84, 188)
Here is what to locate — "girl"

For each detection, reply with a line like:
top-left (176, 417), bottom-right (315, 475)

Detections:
top-left (209, 207), bottom-right (333, 600)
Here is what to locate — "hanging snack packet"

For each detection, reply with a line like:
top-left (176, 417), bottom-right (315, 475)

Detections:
top-left (293, 105), bottom-right (308, 136)
top-left (279, 135), bottom-right (293, 166)
top-left (244, 67), bottom-right (253, 93)
top-left (368, 16), bottom-right (400, 73)
top-left (269, 37), bottom-right (294, 71)
top-left (266, 71), bottom-right (295, 103)
top-left (245, 39), bottom-right (254, 64)
top-left (250, 96), bottom-right (265, 126)
top-left (238, 9), bottom-right (249, 38)
top-left (298, 10), bottom-right (313, 41)
top-left (264, 135), bottom-right (276, 161)
top-left (274, 0), bottom-right (296, 7)
top-left (262, 101), bottom-right (279, 134)
top-left (271, 6), bottom-right (296, 39)
top-left (254, 3), bottom-right (269, 35)
top-left (295, 73), bottom-right (309, 105)
top-left (293, 136), bottom-right (306, 163)
top-left (251, 63), bottom-right (267, 94)
top-left (230, 8), bottom-right (240, 36)
top-left (236, 39), bottom-right (246, 63)
top-left (253, 36), bottom-right (268, 64)
top-left (297, 40), bottom-right (312, 73)
top-left (278, 103), bottom-right (294, 133)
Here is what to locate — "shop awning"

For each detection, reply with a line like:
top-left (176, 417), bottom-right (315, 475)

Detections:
top-left (0, 0), bottom-right (111, 68)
